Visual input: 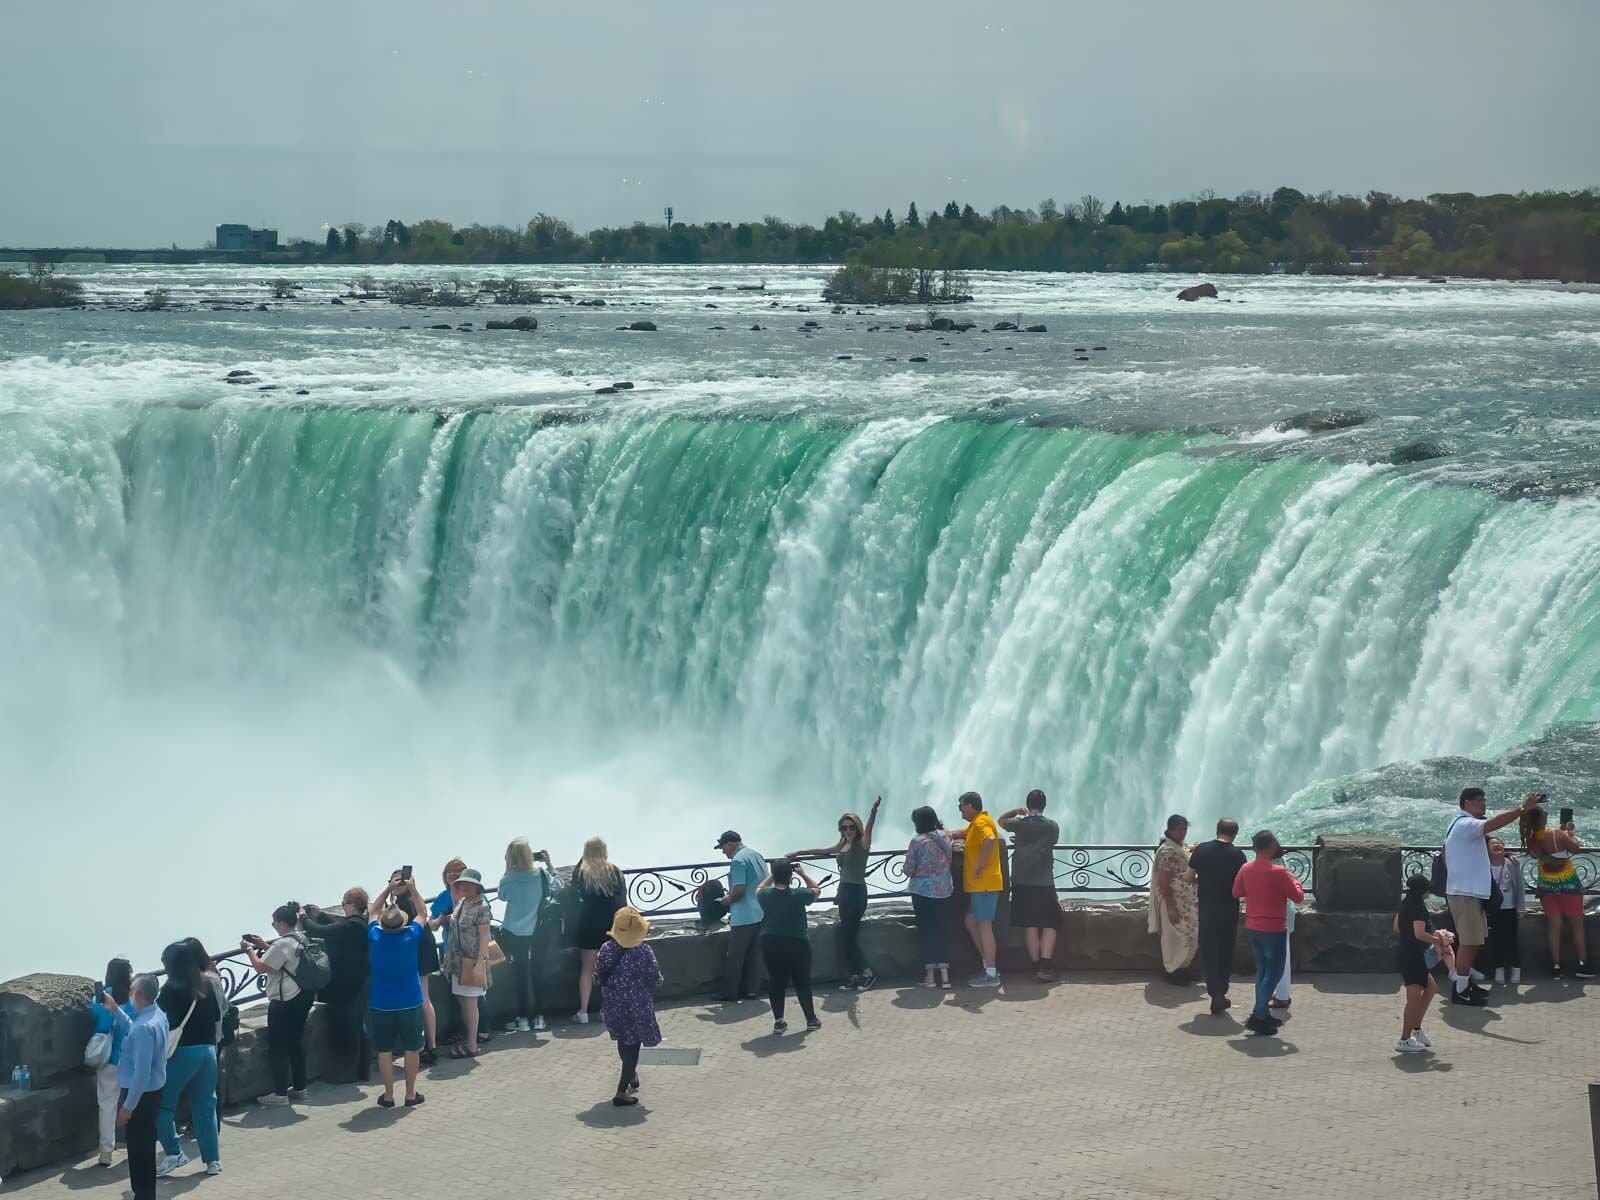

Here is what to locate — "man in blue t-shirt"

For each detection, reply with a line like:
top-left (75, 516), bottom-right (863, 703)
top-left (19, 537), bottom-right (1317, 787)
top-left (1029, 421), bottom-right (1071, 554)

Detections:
top-left (711, 830), bottom-right (768, 1001)
top-left (367, 876), bottom-right (430, 1108)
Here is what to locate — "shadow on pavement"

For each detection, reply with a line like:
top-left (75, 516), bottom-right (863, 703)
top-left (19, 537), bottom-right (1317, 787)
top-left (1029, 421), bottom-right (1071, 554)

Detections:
top-left (1227, 1035), bottom-right (1298, 1057)
top-left (576, 1099), bottom-right (649, 1128)
top-left (299, 1082), bottom-right (365, 1107)
top-left (55, 1163), bottom-right (123, 1192)
top-left (1142, 979), bottom-right (1197, 1010)
top-left (1307, 975), bottom-right (1394, 996)
top-left (693, 1000), bottom-right (767, 1026)
top-left (229, 1105), bottom-right (307, 1132)
top-left (1519, 979), bottom-right (1587, 1005)
top-left (1179, 1014), bottom-right (1240, 1037)
top-left (890, 986), bottom-right (946, 1011)
top-left (1392, 1052), bottom-right (1453, 1073)
top-left (338, 1104), bottom-right (414, 1134)
top-left (739, 1030), bottom-right (811, 1059)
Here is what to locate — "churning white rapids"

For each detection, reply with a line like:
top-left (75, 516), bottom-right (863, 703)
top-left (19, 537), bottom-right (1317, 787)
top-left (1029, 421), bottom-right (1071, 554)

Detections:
top-left (3, 264), bottom-right (1599, 977)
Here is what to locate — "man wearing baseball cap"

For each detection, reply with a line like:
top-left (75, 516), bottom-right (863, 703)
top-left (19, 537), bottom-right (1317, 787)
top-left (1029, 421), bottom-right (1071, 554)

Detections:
top-left (710, 831), bottom-right (767, 1002)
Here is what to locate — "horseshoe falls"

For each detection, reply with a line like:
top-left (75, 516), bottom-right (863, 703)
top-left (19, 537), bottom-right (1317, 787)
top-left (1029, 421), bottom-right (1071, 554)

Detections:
top-left (4, 265), bottom-right (1600, 976)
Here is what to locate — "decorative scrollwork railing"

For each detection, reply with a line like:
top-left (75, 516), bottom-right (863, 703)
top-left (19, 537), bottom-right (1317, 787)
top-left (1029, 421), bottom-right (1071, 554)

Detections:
top-left (1050, 845), bottom-right (1313, 894)
top-left (1400, 846), bottom-right (1600, 895)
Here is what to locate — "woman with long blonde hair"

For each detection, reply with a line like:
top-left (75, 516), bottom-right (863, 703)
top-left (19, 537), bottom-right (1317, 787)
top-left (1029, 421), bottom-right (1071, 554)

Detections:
top-left (497, 837), bottom-right (561, 1033)
top-left (571, 837), bottom-right (626, 1023)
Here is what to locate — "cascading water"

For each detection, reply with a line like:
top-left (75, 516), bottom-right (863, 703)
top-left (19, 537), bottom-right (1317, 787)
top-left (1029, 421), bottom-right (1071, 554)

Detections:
top-left (6, 263), bottom-right (1599, 977)
top-left (7, 403), bottom-right (1598, 843)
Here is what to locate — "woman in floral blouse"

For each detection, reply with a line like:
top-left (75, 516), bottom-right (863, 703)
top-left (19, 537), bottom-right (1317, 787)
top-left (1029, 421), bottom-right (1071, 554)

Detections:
top-left (1148, 814), bottom-right (1199, 983)
top-left (905, 805), bottom-right (955, 989)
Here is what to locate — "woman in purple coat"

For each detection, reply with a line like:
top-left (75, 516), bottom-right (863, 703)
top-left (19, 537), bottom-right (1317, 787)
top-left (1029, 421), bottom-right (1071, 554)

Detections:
top-left (594, 907), bottom-right (662, 1107)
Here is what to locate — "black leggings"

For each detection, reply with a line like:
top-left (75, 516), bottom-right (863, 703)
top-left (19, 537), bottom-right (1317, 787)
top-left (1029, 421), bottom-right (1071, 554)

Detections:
top-left (1487, 907), bottom-right (1520, 970)
top-left (837, 882), bottom-right (870, 976)
top-left (496, 928), bottom-right (540, 1020)
top-left (911, 893), bottom-right (952, 968)
top-left (267, 990), bottom-right (314, 1095)
top-left (762, 935), bottom-right (817, 1022)
top-left (616, 1042), bottom-right (640, 1094)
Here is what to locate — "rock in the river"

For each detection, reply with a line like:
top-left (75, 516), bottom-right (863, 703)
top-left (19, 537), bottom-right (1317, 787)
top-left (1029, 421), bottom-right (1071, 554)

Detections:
top-left (1273, 408), bottom-right (1375, 433)
top-left (1024, 324), bottom-right (1047, 333)
top-left (803, 320), bottom-right (820, 328)
top-left (706, 285), bottom-right (725, 291)
top-left (576, 298), bottom-right (606, 307)
top-left (612, 382), bottom-right (635, 390)
top-left (1177, 282), bottom-right (1219, 301)
top-left (905, 322), bottom-right (926, 332)
top-left (930, 317), bottom-right (956, 332)
top-left (595, 386), bottom-right (617, 395)
top-left (485, 315), bottom-right (539, 331)
top-left (1387, 440), bottom-right (1455, 464)
top-left (908, 356), bottom-right (928, 363)
top-left (429, 323), bottom-right (452, 330)
top-left (1092, 345), bottom-right (1107, 351)
top-left (749, 325), bottom-right (764, 331)
top-left (225, 369), bottom-right (254, 378)
top-left (836, 354), bottom-right (853, 360)
top-left (953, 321), bottom-right (976, 332)
top-left (1074, 356), bottom-right (1089, 362)
top-left (330, 298), bottom-right (344, 305)
top-left (627, 320), bottom-right (657, 332)
top-left (992, 320), bottom-right (1018, 331)
top-left (294, 389), bottom-right (310, 396)
top-left (224, 375), bottom-right (259, 385)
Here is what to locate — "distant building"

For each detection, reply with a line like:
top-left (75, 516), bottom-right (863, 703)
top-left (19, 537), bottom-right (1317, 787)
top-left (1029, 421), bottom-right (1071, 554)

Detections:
top-left (215, 224), bottom-right (279, 252)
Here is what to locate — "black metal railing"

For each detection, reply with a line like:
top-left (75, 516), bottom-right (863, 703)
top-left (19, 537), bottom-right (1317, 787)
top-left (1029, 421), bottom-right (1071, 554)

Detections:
top-left (1400, 846), bottom-right (1600, 894)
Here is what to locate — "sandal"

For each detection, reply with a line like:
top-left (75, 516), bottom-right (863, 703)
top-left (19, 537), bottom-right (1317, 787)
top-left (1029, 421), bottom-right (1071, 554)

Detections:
top-left (448, 1044), bottom-right (477, 1059)
top-left (376, 1096), bottom-right (395, 1109)
top-left (404, 1093), bottom-right (425, 1107)
top-left (419, 1047), bottom-right (437, 1066)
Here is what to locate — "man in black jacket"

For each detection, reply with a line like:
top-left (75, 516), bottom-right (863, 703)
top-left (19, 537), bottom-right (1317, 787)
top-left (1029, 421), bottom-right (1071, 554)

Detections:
top-left (300, 888), bottom-right (372, 1083)
top-left (1188, 819), bottom-right (1247, 1016)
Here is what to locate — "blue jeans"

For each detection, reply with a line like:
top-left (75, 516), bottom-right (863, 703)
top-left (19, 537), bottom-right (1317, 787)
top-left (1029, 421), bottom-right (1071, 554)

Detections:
top-left (158, 1044), bottom-right (219, 1164)
top-left (1247, 929), bottom-right (1287, 1021)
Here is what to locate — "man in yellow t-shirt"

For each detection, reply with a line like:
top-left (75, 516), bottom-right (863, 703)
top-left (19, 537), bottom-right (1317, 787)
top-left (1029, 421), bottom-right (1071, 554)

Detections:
top-left (951, 791), bottom-right (1003, 987)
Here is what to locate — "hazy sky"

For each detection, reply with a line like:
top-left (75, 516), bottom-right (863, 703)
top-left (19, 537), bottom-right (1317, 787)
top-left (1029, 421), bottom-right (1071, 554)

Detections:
top-left (3, 0), bottom-right (1597, 246)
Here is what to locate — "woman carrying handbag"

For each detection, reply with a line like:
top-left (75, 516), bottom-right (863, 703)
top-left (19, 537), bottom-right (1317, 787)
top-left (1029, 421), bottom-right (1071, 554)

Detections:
top-left (441, 868), bottom-right (496, 1058)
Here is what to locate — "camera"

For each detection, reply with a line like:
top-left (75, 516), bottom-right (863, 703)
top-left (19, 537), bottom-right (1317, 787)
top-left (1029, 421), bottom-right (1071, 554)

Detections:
top-left (400, 865), bottom-right (412, 881)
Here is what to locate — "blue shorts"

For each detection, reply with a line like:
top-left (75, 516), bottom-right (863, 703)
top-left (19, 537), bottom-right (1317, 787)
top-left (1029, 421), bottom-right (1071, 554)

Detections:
top-left (369, 1005), bottom-right (425, 1053)
top-left (967, 891), bottom-right (999, 922)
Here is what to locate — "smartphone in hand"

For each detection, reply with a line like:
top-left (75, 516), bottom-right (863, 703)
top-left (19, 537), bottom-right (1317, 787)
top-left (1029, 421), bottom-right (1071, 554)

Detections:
top-left (401, 864), bottom-right (413, 881)
top-left (1561, 807), bottom-right (1574, 827)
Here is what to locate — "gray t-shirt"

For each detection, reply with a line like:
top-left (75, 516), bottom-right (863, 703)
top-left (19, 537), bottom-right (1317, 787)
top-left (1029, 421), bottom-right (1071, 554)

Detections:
top-left (1003, 813), bottom-right (1059, 888)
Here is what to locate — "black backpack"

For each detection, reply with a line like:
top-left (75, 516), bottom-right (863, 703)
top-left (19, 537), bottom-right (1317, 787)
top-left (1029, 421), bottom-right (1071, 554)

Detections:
top-left (697, 879), bottom-right (729, 927)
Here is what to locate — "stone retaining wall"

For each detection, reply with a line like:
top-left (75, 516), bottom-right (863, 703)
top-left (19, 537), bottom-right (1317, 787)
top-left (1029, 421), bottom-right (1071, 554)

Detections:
top-left (4, 886), bottom-right (1595, 1177)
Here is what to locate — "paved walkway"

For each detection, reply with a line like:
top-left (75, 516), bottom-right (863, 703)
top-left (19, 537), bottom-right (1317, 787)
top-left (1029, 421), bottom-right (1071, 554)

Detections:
top-left (5, 973), bottom-right (1594, 1200)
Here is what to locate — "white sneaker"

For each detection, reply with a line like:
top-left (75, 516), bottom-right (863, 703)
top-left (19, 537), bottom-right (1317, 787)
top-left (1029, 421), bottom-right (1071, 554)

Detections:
top-left (575, 1012), bottom-right (589, 1024)
top-left (97, 1150), bottom-right (113, 1167)
top-left (258, 1093), bottom-right (289, 1107)
top-left (1469, 968), bottom-right (1488, 984)
top-left (1394, 1035), bottom-right (1426, 1054)
top-left (1493, 968), bottom-right (1506, 984)
top-left (156, 1151), bottom-right (190, 1176)
top-left (1413, 1028), bottom-right (1432, 1047)
top-left (503, 1020), bottom-right (521, 1033)
top-left (206, 1162), bottom-right (222, 1177)
top-left (517, 1017), bottom-right (531, 1032)
top-left (287, 1088), bottom-right (308, 1103)
top-left (1511, 968), bottom-right (1522, 984)
top-left (532, 1016), bottom-right (546, 1031)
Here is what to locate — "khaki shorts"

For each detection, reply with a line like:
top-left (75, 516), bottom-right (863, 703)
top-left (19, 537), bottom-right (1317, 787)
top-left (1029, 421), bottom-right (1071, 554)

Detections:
top-left (1447, 894), bottom-right (1487, 946)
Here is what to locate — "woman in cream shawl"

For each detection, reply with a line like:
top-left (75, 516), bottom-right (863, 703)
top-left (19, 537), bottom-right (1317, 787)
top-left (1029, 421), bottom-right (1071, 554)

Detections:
top-left (1148, 814), bottom-right (1199, 982)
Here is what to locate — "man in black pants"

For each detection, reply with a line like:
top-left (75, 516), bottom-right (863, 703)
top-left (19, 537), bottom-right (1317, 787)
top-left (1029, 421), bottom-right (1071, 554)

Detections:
top-left (301, 888), bottom-right (373, 1083)
top-left (1188, 818), bottom-right (1247, 1016)
top-left (103, 972), bottom-right (168, 1200)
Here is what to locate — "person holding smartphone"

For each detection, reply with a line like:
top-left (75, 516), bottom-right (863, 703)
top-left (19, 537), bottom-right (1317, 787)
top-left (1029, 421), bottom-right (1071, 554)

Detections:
top-left (1520, 800), bottom-right (1594, 978)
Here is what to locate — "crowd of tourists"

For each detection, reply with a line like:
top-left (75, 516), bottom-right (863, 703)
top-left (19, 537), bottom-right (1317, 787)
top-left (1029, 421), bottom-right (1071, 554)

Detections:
top-left (86, 785), bottom-right (1587, 1198)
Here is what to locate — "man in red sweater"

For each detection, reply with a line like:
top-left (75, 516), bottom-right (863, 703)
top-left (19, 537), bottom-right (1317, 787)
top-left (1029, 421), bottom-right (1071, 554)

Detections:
top-left (1232, 830), bottom-right (1305, 1035)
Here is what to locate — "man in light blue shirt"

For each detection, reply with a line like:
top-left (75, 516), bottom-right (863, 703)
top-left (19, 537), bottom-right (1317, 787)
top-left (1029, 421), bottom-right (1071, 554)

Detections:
top-left (711, 830), bottom-right (768, 1001)
top-left (103, 973), bottom-right (169, 1200)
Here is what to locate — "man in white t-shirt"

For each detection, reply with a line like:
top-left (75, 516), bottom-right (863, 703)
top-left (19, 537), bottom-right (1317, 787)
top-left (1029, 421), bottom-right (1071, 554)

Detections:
top-left (1443, 787), bottom-right (1540, 1005)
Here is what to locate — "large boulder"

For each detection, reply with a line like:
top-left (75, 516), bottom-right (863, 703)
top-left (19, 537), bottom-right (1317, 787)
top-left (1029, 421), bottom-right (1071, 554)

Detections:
top-left (627, 320), bottom-right (657, 332)
top-left (1388, 440), bottom-right (1454, 464)
top-left (1177, 282), bottom-right (1218, 301)
top-left (0, 975), bottom-right (94, 1086)
top-left (1273, 407), bottom-right (1375, 434)
top-left (485, 315), bottom-right (538, 331)
top-left (1314, 834), bottom-right (1401, 910)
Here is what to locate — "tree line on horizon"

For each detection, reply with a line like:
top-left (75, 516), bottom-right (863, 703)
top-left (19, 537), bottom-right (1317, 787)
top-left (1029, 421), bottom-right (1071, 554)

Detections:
top-left (294, 189), bottom-right (1600, 282)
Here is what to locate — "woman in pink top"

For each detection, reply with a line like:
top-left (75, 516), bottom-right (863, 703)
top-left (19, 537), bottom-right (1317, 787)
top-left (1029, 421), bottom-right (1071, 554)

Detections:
top-left (1231, 830), bottom-right (1305, 1035)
